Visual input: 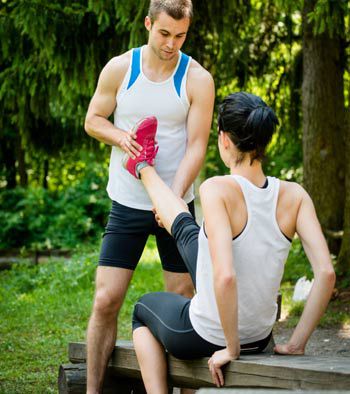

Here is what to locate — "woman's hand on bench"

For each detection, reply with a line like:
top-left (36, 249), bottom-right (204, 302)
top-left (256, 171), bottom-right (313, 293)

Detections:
top-left (208, 346), bottom-right (240, 387)
top-left (274, 342), bottom-right (305, 355)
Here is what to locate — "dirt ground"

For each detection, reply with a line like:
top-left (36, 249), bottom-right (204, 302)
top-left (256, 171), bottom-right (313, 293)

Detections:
top-left (273, 288), bottom-right (350, 357)
top-left (273, 324), bottom-right (350, 357)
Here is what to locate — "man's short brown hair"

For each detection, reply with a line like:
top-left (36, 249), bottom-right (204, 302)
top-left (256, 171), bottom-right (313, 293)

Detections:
top-left (148, 0), bottom-right (193, 23)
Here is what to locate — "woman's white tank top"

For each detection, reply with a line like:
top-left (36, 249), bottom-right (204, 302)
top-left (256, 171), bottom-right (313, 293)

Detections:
top-left (107, 46), bottom-right (194, 210)
top-left (189, 175), bottom-right (291, 346)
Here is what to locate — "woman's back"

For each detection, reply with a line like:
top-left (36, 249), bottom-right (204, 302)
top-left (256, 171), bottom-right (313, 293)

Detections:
top-left (190, 174), bottom-right (299, 345)
top-left (214, 174), bottom-right (303, 241)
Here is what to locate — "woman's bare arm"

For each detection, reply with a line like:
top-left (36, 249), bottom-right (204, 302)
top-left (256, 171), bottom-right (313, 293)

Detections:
top-left (275, 187), bottom-right (336, 355)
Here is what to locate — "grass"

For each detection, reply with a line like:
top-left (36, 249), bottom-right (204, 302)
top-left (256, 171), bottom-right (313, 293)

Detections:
top-left (280, 239), bottom-right (350, 329)
top-left (279, 283), bottom-right (350, 329)
top-left (0, 237), bottom-right (163, 394)
top-left (0, 238), bottom-right (348, 393)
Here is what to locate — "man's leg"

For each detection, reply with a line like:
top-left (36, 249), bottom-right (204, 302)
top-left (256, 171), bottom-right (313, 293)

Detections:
top-left (163, 270), bottom-right (194, 298)
top-left (86, 266), bottom-right (133, 394)
top-left (87, 199), bottom-right (154, 393)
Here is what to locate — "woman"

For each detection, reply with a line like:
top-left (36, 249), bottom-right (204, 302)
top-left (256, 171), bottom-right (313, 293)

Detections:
top-left (124, 92), bottom-right (335, 392)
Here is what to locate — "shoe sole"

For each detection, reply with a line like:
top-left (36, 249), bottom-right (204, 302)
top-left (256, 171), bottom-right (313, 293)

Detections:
top-left (131, 116), bottom-right (157, 135)
top-left (122, 116), bottom-right (158, 173)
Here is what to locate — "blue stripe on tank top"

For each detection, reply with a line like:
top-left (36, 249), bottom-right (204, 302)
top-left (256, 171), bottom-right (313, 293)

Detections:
top-left (127, 47), bottom-right (141, 90)
top-left (173, 53), bottom-right (190, 98)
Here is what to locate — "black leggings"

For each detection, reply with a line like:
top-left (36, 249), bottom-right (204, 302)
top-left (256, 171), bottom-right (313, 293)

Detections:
top-left (132, 213), bottom-right (271, 359)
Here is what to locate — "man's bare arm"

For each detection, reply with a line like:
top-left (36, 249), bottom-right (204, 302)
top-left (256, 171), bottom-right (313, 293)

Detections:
top-left (171, 65), bottom-right (215, 197)
top-left (84, 54), bottom-right (142, 159)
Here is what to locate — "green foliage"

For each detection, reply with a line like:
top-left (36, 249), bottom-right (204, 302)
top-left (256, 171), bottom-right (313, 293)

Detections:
top-left (1, 0), bottom-right (305, 161)
top-left (280, 239), bottom-right (347, 329)
top-left (308, 0), bottom-right (349, 37)
top-left (280, 284), bottom-right (350, 328)
top-left (282, 239), bottom-right (313, 282)
top-left (201, 2), bottom-right (305, 179)
top-left (1, 0), bottom-right (313, 190)
top-left (0, 0), bottom-right (149, 138)
top-left (0, 152), bottom-right (110, 250)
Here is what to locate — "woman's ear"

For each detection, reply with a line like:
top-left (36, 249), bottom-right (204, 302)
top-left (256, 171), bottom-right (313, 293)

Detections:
top-left (221, 131), bottom-right (230, 149)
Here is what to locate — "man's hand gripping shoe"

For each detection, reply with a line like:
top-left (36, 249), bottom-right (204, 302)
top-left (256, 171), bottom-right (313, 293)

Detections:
top-left (122, 116), bottom-right (158, 178)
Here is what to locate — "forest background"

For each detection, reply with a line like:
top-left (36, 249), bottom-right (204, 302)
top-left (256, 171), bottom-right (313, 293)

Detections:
top-left (1, 0), bottom-right (349, 282)
top-left (0, 1), bottom-right (350, 392)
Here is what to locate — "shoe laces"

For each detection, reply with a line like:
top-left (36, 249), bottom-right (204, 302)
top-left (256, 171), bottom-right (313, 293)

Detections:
top-left (142, 136), bottom-right (158, 164)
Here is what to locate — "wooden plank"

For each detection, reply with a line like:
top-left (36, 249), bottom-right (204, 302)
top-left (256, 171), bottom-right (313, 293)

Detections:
top-left (58, 363), bottom-right (147, 394)
top-left (68, 342), bottom-right (350, 390)
top-left (58, 363), bottom-right (175, 394)
top-left (198, 391), bottom-right (350, 394)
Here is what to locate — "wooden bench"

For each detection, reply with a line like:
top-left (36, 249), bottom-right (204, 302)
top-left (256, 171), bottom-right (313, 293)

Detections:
top-left (198, 390), bottom-right (350, 394)
top-left (58, 340), bottom-right (350, 393)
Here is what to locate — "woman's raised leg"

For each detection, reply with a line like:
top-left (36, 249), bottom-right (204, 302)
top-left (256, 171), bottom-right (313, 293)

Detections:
top-left (139, 166), bottom-right (189, 235)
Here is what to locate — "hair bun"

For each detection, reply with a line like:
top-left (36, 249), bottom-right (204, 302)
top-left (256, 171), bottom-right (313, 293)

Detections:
top-left (242, 105), bottom-right (278, 152)
top-left (217, 92), bottom-right (279, 162)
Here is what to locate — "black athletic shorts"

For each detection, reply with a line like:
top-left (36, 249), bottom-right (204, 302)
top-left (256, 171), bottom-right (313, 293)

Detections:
top-left (132, 212), bottom-right (272, 359)
top-left (98, 200), bottom-right (195, 272)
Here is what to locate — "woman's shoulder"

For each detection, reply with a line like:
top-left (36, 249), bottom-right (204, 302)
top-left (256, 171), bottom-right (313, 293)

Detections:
top-left (278, 180), bottom-right (309, 209)
top-left (279, 179), bottom-right (306, 196)
top-left (200, 175), bottom-right (241, 191)
top-left (199, 175), bottom-right (244, 205)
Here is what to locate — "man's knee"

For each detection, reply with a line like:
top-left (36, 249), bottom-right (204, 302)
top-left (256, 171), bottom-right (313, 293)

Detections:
top-left (92, 289), bottom-right (124, 318)
top-left (174, 281), bottom-right (194, 298)
top-left (166, 274), bottom-right (194, 298)
top-left (92, 266), bottom-right (133, 319)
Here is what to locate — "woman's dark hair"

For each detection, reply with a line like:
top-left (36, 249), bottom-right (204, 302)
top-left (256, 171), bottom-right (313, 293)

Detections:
top-left (218, 92), bottom-right (279, 163)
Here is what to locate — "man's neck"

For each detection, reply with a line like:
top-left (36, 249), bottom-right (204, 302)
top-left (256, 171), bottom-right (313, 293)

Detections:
top-left (143, 45), bottom-right (179, 78)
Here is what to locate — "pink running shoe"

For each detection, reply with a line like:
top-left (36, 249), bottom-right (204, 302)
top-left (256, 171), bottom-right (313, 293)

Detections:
top-left (122, 116), bottom-right (158, 178)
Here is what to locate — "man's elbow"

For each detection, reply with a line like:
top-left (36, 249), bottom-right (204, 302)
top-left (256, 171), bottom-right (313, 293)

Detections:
top-left (84, 115), bottom-right (94, 137)
top-left (215, 273), bottom-right (236, 289)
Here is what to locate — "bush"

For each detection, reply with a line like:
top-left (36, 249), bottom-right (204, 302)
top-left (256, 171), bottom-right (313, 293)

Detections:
top-left (282, 239), bottom-right (313, 283)
top-left (0, 164), bottom-right (110, 251)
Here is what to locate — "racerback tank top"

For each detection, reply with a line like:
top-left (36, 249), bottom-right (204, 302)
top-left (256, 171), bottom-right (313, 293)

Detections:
top-left (107, 46), bottom-right (194, 210)
top-left (189, 175), bottom-right (292, 346)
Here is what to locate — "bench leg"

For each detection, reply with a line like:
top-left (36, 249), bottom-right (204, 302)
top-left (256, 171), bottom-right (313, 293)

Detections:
top-left (58, 364), bottom-right (150, 393)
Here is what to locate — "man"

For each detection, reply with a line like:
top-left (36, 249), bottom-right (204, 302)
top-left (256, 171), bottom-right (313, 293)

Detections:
top-left (84, 0), bottom-right (215, 392)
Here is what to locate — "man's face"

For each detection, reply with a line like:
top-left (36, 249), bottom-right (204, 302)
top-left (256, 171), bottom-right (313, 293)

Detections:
top-left (145, 12), bottom-right (190, 61)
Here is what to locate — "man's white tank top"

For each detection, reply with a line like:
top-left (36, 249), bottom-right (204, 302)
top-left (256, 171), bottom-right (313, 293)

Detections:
top-left (107, 46), bottom-right (194, 210)
top-left (189, 175), bottom-right (291, 346)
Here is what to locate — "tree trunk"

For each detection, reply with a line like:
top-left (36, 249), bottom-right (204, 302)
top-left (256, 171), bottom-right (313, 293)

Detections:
top-left (1, 132), bottom-right (17, 189)
top-left (43, 158), bottom-right (49, 189)
top-left (302, 0), bottom-right (345, 254)
top-left (16, 133), bottom-right (28, 187)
